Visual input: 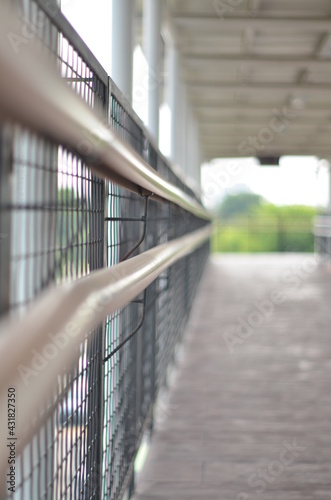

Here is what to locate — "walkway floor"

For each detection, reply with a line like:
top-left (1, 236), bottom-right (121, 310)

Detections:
top-left (133, 254), bottom-right (331, 500)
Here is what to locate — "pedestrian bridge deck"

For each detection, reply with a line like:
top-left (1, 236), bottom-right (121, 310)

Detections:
top-left (133, 254), bottom-right (331, 500)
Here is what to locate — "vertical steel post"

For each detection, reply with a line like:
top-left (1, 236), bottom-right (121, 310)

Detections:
top-left (0, 126), bottom-right (13, 498)
top-left (111, 0), bottom-right (135, 103)
top-left (143, 0), bottom-right (161, 142)
top-left (0, 126), bottom-right (12, 318)
top-left (84, 73), bottom-right (108, 496)
top-left (166, 42), bottom-right (179, 164)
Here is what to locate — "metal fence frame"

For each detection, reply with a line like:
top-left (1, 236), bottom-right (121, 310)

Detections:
top-left (0, 3), bottom-right (211, 499)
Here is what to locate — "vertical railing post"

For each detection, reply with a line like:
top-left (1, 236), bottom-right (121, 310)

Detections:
top-left (147, 151), bottom-right (158, 434)
top-left (0, 126), bottom-right (12, 318)
top-left (135, 315), bottom-right (142, 436)
top-left (148, 285), bottom-right (156, 434)
top-left (84, 77), bottom-right (108, 499)
top-left (184, 255), bottom-right (189, 316)
top-left (85, 175), bottom-right (105, 500)
top-left (0, 126), bottom-right (13, 497)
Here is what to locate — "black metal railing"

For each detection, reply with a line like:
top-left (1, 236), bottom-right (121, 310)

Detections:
top-left (0, 2), bottom-right (210, 499)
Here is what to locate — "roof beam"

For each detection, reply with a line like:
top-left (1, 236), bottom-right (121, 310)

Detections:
top-left (297, 69), bottom-right (309, 84)
top-left (173, 16), bottom-right (331, 33)
top-left (189, 82), bottom-right (331, 92)
top-left (195, 113), bottom-right (331, 122)
top-left (204, 145), bottom-right (331, 151)
top-left (201, 143), bottom-right (329, 149)
top-left (200, 134), bottom-right (328, 142)
top-left (184, 55), bottom-right (331, 71)
top-left (193, 103), bottom-right (331, 111)
top-left (202, 148), bottom-right (331, 157)
top-left (204, 147), bottom-right (331, 159)
top-left (202, 136), bottom-right (331, 144)
top-left (204, 143), bottom-right (331, 150)
top-left (201, 123), bottom-right (331, 131)
top-left (198, 117), bottom-right (331, 125)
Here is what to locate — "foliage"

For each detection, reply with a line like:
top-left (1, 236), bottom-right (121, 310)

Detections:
top-left (213, 198), bottom-right (318, 253)
top-left (218, 192), bottom-right (264, 219)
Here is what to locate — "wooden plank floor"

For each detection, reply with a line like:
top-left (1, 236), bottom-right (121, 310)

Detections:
top-left (132, 254), bottom-right (331, 500)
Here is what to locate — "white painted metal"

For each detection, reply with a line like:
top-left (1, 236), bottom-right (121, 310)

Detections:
top-left (112, 0), bottom-right (135, 102)
top-left (167, 41), bottom-right (180, 163)
top-left (143, 0), bottom-right (161, 141)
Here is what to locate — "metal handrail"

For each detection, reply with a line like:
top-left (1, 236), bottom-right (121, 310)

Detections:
top-left (0, 6), bottom-right (211, 220)
top-left (0, 225), bottom-right (212, 475)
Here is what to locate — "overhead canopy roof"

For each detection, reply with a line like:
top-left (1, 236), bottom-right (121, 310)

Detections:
top-left (165, 0), bottom-right (331, 160)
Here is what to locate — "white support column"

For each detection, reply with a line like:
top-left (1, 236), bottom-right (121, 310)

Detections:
top-left (187, 107), bottom-right (195, 179)
top-left (180, 84), bottom-right (188, 173)
top-left (112, 0), bottom-right (134, 102)
top-left (167, 42), bottom-right (179, 163)
top-left (143, 0), bottom-right (161, 142)
top-left (165, 25), bottom-right (202, 185)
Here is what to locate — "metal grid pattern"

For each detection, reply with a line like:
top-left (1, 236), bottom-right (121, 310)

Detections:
top-left (101, 188), bottom-right (209, 499)
top-left (0, 3), bottom-right (210, 500)
top-left (109, 89), bottom-right (145, 158)
top-left (0, 123), bottom-right (105, 498)
top-left (1, 2), bottom-right (107, 498)
top-left (7, 132), bottom-right (105, 310)
top-left (101, 246), bottom-right (209, 500)
top-left (22, 0), bottom-right (107, 110)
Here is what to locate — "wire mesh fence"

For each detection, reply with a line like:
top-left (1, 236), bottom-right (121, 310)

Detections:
top-left (0, 2), bottom-right (210, 499)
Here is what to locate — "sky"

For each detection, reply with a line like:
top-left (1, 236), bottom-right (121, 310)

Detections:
top-left (201, 157), bottom-right (330, 209)
top-left (61, 0), bottom-right (112, 75)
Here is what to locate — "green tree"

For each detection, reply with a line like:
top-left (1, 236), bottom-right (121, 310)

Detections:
top-left (218, 192), bottom-right (264, 219)
top-left (213, 199), bottom-right (317, 253)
